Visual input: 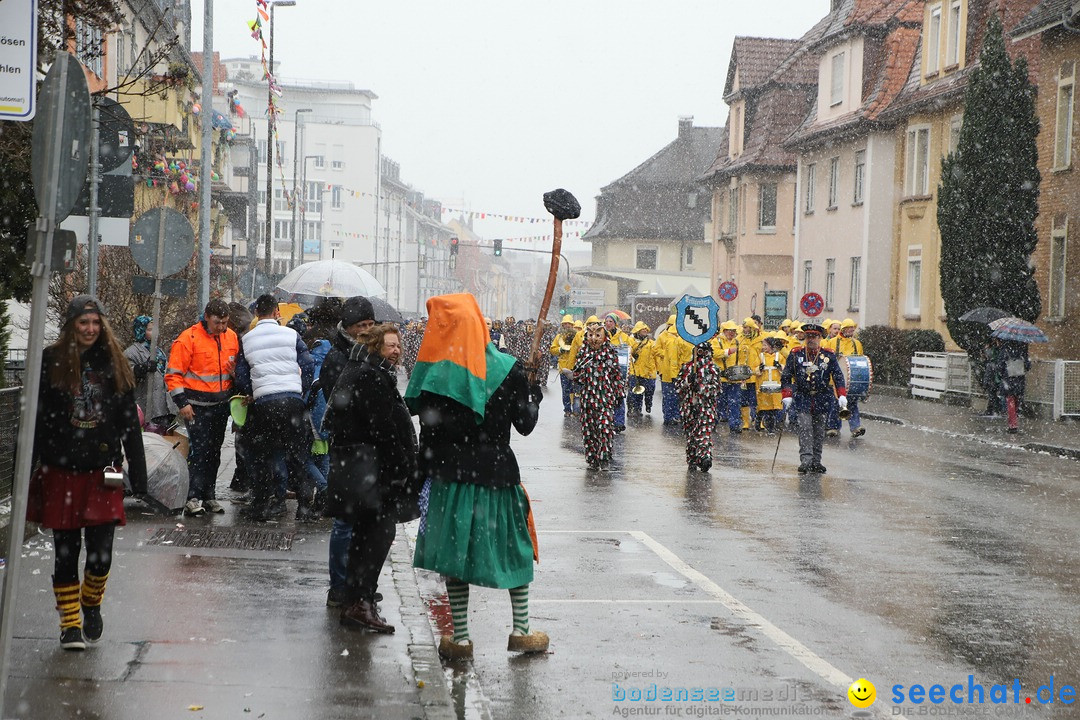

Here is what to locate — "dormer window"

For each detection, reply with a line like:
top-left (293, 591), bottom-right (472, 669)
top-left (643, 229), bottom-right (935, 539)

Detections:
top-left (926, 4), bottom-right (942, 76)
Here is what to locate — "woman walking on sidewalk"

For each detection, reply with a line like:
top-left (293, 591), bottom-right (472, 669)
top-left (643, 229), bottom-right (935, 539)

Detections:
top-left (28, 296), bottom-right (147, 650)
top-left (407, 293), bottom-right (547, 660)
top-left (325, 324), bottom-right (419, 633)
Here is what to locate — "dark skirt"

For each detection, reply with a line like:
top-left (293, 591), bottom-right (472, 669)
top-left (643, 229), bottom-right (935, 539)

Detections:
top-left (27, 466), bottom-right (127, 530)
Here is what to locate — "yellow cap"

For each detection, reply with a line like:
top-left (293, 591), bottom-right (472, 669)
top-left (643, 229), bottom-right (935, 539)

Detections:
top-left (780, 318), bottom-right (792, 328)
top-left (631, 321), bottom-right (650, 334)
top-left (667, 314), bottom-right (677, 325)
top-left (743, 317), bottom-right (756, 326)
top-left (561, 314), bottom-right (574, 324)
top-left (841, 318), bottom-right (856, 329)
top-left (790, 322), bottom-right (803, 332)
top-left (573, 320), bottom-right (584, 329)
top-left (585, 315), bottom-right (601, 326)
top-left (721, 320), bottom-right (739, 331)
top-left (823, 319), bottom-right (834, 331)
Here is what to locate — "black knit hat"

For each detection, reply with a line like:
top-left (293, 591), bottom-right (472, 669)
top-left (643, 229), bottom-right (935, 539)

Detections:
top-left (65, 295), bottom-right (106, 324)
top-left (340, 296), bottom-right (374, 328)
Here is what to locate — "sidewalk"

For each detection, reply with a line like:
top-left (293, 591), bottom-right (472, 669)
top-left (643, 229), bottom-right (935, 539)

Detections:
top-left (858, 392), bottom-right (1080, 460)
top-left (3, 432), bottom-right (455, 720)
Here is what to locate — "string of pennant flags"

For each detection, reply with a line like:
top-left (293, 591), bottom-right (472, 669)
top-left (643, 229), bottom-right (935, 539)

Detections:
top-left (330, 228), bottom-right (585, 243)
top-left (248, 0), bottom-right (297, 211)
top-left (439, 207), bottom-right (593, 227)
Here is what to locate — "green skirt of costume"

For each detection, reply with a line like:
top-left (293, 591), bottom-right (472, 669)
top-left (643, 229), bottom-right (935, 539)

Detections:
top-left (413, 481), bottom-right (534, 589)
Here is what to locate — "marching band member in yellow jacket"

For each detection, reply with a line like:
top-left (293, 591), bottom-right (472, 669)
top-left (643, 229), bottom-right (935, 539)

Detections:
top-left (736, 317), bottom-right (764, 431)
top-left (755, 332), bottom-right (787, 433)
top-left (627, 322), bottom-right (658, 417)
top-left (657, 315), bottom-right (692, 425)
top-left (713, 321), bottom-right (743, 433)
top-left (550, 315), bottom-right (579, 415)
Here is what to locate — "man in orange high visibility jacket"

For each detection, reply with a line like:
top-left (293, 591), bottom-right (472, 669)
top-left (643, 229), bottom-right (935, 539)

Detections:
top-left (166, 298), bottom-right (240, 517)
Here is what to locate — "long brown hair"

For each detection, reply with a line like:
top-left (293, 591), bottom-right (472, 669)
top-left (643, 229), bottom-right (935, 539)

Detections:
top-left (48, 313), bottom-right (136, 394)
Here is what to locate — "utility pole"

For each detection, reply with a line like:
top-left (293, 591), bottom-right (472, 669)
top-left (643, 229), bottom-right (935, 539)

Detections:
top-left (290, 107), bottom-right (311, 271)
top-left (87, 100), bottom-right (100, 295)
top-left (198, 0), bottom-right (214, 307)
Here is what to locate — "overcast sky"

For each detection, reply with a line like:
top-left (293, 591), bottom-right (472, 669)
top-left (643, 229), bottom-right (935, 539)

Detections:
top-left (191, 1), bottom-right (829, 252)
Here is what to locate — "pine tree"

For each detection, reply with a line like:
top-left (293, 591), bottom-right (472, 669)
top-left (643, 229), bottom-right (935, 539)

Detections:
top-left (938, 14), bottom-right (1041, 356)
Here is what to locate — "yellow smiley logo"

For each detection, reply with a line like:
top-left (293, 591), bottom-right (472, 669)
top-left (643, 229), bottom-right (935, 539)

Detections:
top-left (848, 678), bottom-right (876, 708)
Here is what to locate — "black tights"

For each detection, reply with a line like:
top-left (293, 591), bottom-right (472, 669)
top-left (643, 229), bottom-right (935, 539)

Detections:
top-left (345, 509), bottom-right (396, 603)
top-left (53, 524), bottom-right (115, 585)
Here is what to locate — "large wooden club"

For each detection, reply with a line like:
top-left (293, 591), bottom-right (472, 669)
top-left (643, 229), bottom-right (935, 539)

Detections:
top-left (527, 188), bottom-right (581, 384)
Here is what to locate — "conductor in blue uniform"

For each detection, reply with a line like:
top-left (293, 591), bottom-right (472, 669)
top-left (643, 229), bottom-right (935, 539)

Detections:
top-left (780, 324), bottom-right (848, 474)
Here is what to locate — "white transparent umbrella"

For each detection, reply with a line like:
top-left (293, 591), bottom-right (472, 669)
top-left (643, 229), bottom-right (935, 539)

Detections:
top-left (274, 260), bottom-right (385, 300)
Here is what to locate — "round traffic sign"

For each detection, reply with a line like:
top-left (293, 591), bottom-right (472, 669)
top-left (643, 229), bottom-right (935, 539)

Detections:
top-left (130, 208), bottom-right (195, 277)
top-left (800, 292), bottom-right (824, 317)
top-left (718, 281), bottom-right (738, 302)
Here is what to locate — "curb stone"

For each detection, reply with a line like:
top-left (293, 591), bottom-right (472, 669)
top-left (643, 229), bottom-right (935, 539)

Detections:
top-left (391, 534), bottom-right (456, 720)
top-left (862, 413), bottom-right (1080, 461)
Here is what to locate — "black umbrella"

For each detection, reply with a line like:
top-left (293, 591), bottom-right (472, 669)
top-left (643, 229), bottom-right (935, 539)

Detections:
top-left (959, 307), bottom-right (1010, 324)
top-left (369, 296), bottom-right (404, 325)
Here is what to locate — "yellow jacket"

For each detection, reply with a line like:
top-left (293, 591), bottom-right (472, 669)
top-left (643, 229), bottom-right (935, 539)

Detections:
top-left (737, 332), bottom-right (764, 383)
top-left (549, 330), bottom-right (579, 370)
top-left (629, 336), bottom-right (659, 377)
top-left (656, 326), bottom-right (693, 382)
top-left (832, 336), bottom-right (864, 357)
top-left (713, 335), bottom-right (741, 383)
top-left (755, 350), bottom-right (784, 411)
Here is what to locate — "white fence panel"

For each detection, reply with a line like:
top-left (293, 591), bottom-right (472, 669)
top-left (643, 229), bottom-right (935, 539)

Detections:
top-left (910, 352), bottom-right (947, 399)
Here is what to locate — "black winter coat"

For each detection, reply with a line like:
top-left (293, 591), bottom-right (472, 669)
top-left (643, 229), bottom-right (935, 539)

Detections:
top-left (318, 325), bottom-right (355, 405)
top-left (324, 346), bottom-right (419, 523)
top-left (412, 362), bottom-right (541, 488)
top-left (34, 343), bottom-right (148, 493)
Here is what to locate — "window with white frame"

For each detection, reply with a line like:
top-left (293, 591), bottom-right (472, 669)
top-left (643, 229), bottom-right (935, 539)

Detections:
top-left (258, 140), bottom-right (268, 164)
top-left (1055, 61), bottom-right (1074, 169)
top-left (805, 163), bottom-right (816, 213)
top-left (825, 258), bottom-right (836, 310)
top-left (830, 52), bottom-right (845, 106)
top-left (685, 245), bottom-right (695, 265)
top-left (331, 185), bottom-right (342, 209)
top-left (906, 246), bottom-right (923, 315)
top-left (115, 31), bottom-right (126, 75)
top-left (274, 220), bottom-right (293, 239)
top-left (759, 183), bottom-right (777, 229)
top-left (306, 182), bottom-right (323, 213)
top-left (946, 0), bottom-right (963, 67)
top-left (728, 186), bottom-right (739, 234)
top-left (849, 256), bottom-right (861, 310)
top-left (276, 140), bottom-right (287, 158)
top-left (803, 260), bottom-right (813, 295)
top-left (75, 18), bottom-right (103, 76)
top-left (905, 126), bottom-right (931, 196)
top-left (313, 155), bottom-right (326, 169)
top-left (948, 114), bottom-right (963, 154)
top-left (926, 4), bottom-right (942, 75)
top-left (636, 246), bottom-right (658, 270)
top-left (259, 190), bottom-right (267, 207)
top-left (274, 187), bottom-right (288, 212)
top-left (828, 157), bottom-right (839, 208)
top-left (853, 150), bottom-right (866, 204)
top-left (1049, 218), bottom-right (1068, 318)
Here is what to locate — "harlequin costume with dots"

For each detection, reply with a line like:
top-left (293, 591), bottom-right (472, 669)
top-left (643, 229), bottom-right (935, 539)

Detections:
top-left (675, 342), bottom-right (722, 470)
top-left (572, 340), bottom-right (624, 468)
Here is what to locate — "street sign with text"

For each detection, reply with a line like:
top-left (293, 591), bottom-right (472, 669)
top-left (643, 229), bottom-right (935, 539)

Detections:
top-left (0, 0), bottom-right (38, 121)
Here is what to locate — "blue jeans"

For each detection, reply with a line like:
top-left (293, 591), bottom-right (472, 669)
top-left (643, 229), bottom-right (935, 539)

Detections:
top-left (185, 403), bottom-right (230, 502)
top-left (627, 376), bottom-right (656, 415)
top-left (720, 384), bottom-right (742, 430)
top-left (329, 518), bottom-right (352, 590)
top-left (559, 372), bottom-right (576, 413)
top-left (661, 381), bottom-right (681, 423)
top-left (741, 384), bottom-right (758, 429)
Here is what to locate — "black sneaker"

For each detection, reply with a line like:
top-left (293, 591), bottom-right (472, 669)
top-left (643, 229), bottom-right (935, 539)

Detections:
top-left (82, 605), bottom-right (102, 643)
top-left (812, 463), bottom-right (827, 474)
top-left (852, 427), bottom-right (866, 437)
top-left (267, 496), bottom-right (288, 516)
top-left (296, 505), bottom-right (321, 523)
top-left (797, 464), bottom-right (810, 474)
top-left (698, 458), bottom-right (712, 472)
top-left (239, 504), bottom-right (271, 522)
top-left (60, 626), bottom-right (86, 651)
top-left (327, 586), bottom-right (348, 608)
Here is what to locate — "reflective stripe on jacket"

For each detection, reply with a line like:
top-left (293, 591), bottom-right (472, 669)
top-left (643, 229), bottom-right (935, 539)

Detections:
top-left (165, 322), bottom-right (239, 407)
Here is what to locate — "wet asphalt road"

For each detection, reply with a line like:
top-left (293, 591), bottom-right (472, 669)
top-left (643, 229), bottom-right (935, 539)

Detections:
top-left (4, 378), bottom-right (1079, 720)
top-left (421, 383), bottom-right (1080, 718)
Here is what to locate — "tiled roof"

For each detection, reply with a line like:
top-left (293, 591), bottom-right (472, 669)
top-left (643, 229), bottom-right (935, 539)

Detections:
top-left (724, 37), bottom-right (803, 97)
top-left (1012, 0), bottom-right (1072, 38)
top-left (705, 87), bottom-right (815, 178)
top-left (864, 25), bottom-right (923, 119)
top-left (848, 0), bottom-right (924, 26)
top-left (583, 124), bottom-right (727, 242)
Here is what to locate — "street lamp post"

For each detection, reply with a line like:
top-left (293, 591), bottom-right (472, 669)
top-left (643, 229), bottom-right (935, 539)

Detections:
top-left (263, 0), bottom-right (296, 277)
top-left (300, 154), bottom-right (319, 264)
top-left (290, 107), bottom-right (312, 271)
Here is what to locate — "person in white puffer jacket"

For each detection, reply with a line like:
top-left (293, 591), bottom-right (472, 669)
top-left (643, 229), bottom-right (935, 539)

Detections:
top-left (233, 294), bottom-right (315, 521)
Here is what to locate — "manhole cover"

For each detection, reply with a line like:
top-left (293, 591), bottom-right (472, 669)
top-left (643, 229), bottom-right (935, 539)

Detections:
top-left (146, 527), bottom-right (294, 551)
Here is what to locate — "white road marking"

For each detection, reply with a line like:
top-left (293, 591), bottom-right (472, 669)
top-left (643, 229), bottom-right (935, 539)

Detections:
top-left (539, 529), bottom-right (907, 720)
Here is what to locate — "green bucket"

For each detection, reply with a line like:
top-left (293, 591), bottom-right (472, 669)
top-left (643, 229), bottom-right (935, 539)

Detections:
top-left (229, 395), bottom-right (248, 427)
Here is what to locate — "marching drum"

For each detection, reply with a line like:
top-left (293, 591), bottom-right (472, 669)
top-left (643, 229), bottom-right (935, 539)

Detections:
top-left (722, 364), bottom-right (753, 382)
top-left (839, 355), bottom-right (873, 398)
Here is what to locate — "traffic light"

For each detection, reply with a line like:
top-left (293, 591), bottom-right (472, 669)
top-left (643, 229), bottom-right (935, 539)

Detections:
top-left (449, 236), bottom-right (459, 255)
top-left (493, 238), bottom-right (503, 256)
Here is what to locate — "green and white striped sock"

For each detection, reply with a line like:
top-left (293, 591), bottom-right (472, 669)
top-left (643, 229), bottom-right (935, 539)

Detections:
top-left (509, 585), bottom-right (530, 636)
top-left (446, 579), bottom-right (470, 644)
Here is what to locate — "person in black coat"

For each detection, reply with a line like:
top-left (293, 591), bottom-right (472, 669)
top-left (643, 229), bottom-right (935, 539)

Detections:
top-left (29, 295), bottom-right (147, 650)
top-left (324, 324), bottom-right (418, 633)
top-left (318, 296), bottom-right (375, 405)
top-left (998, 340), bottom-right (1031, 434)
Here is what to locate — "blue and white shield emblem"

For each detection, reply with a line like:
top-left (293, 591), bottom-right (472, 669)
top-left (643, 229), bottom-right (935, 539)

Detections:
top-left (674, 294), bottom-right (721, 346)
